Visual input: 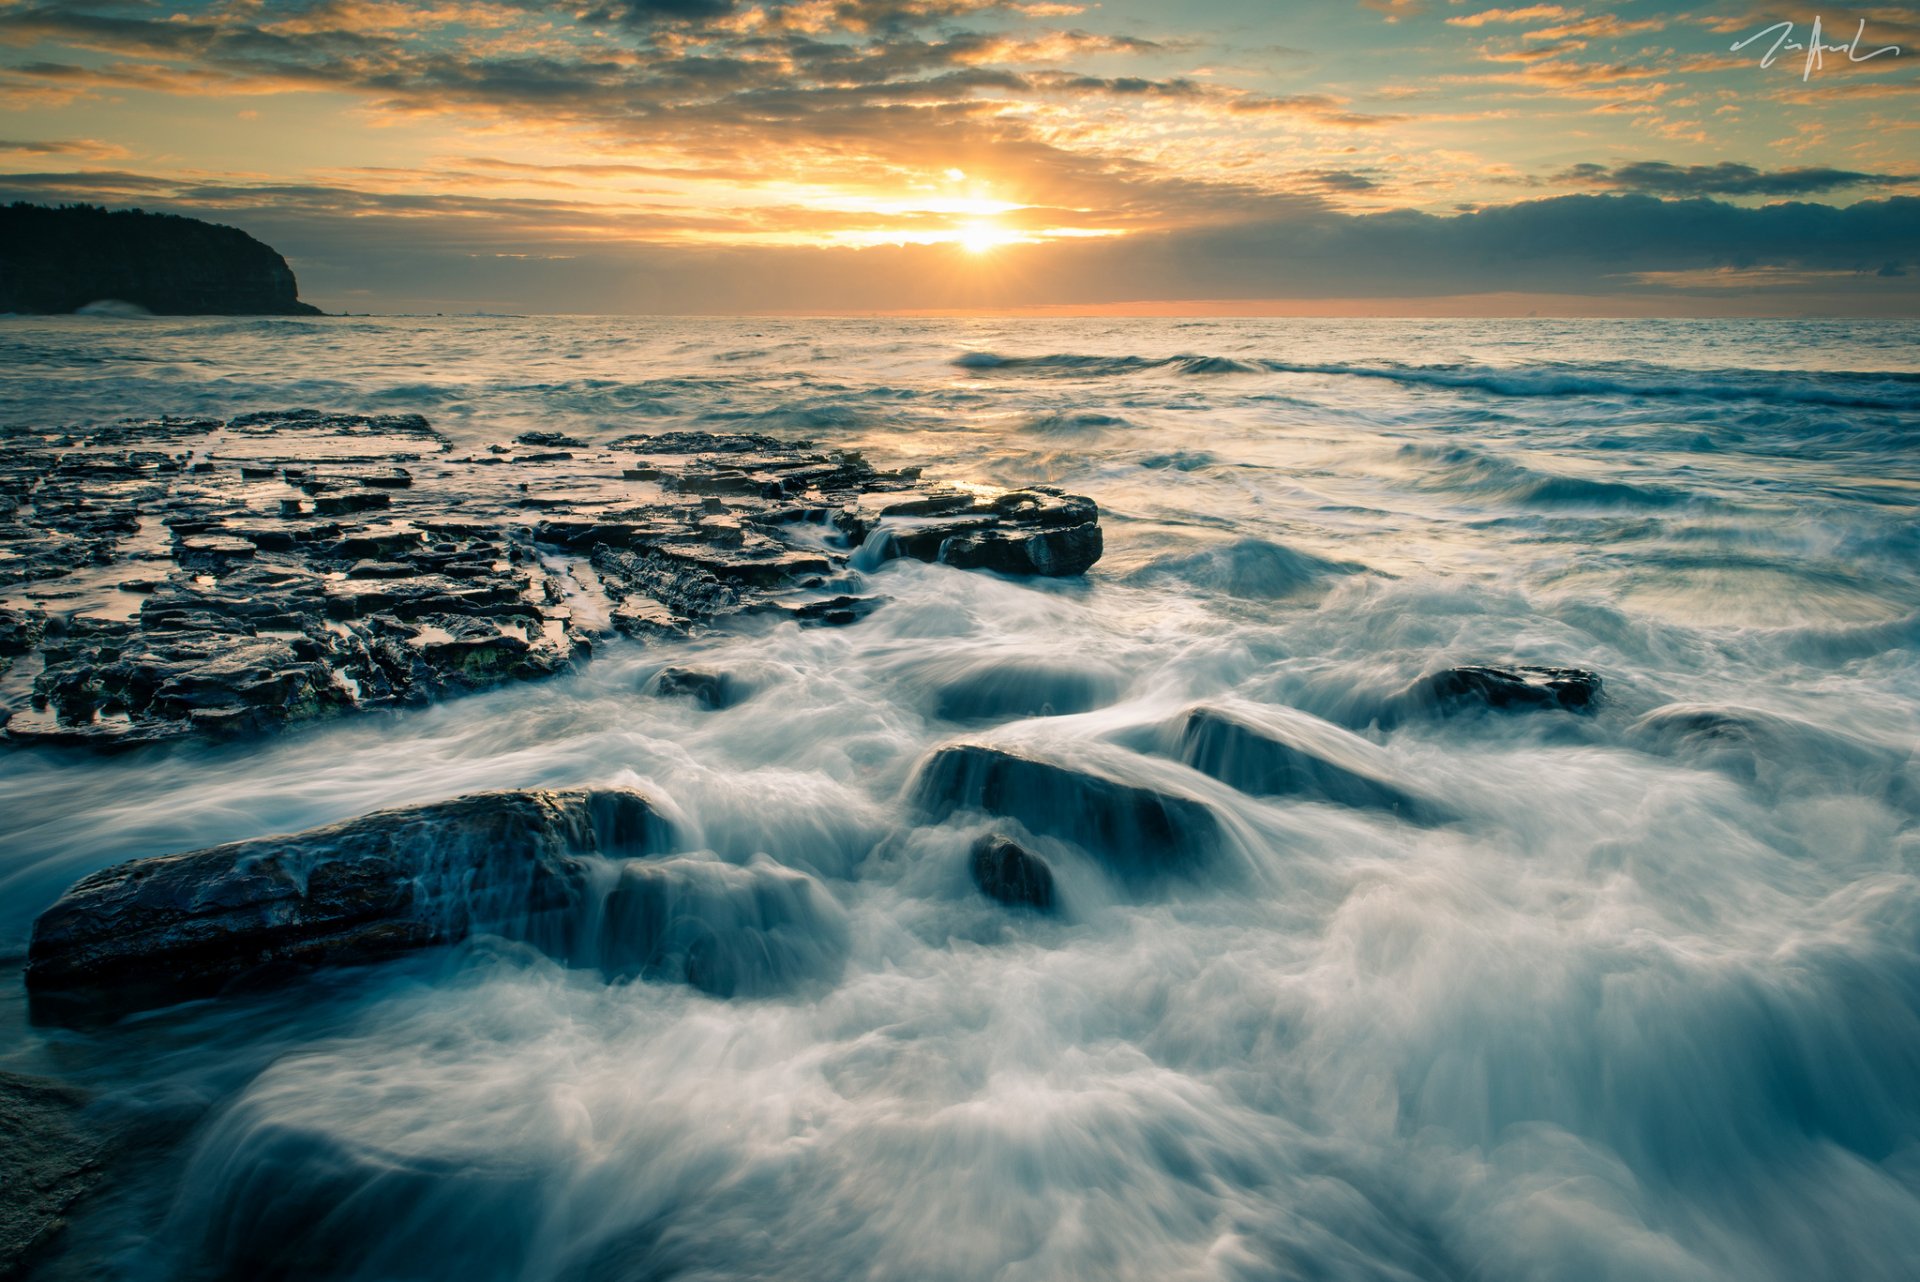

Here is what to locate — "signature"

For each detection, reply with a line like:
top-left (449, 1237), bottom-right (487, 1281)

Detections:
top-left (1731, 17), bottom-right (1902, 80)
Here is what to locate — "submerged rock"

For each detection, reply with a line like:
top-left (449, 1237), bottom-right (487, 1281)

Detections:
top-left (592, 854), bottom-right (847, 997)
top-left (647, 665), bottom-right (748, 710)
top-left (26, 787), bottom-right (672, 1013)
top-left (1630, 703), bottom-right (1918, 805)
top-left (929, 656), bottom-right (1121, 722)
top-left (0, 1072), bottom-right (109, 1278)
top-left (968, 833), bottom-right (1056, 911)
top-left (911, 743), bottom-right (1220, 880)
top-left (1383, 664), bottom-right (1601, 725)
top-left (0, 415), bottom-right (1103, 749)
top-left (1178, 704), bottom-right (1450, 822)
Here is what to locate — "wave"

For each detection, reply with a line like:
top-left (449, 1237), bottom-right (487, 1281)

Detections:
top-left (953, 351), bottom-right (1920, 409)
top-left (1126, 537), bottom-right (1364, 599)
top-left (1398, 443), bottom-right (1688, 509)
top-left (953, 352), bottom-right (1258, 376)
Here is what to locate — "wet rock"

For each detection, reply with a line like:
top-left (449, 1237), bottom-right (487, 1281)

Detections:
top-left (311, 491), bottom-right (391, 517)
top-left (647, 665), bottom-right (745, 710)
top-left (0, 605), bottom-right (47, 679)
top-left (1384, 664), bottom-right (1601, 724)
top-left (1629, 703), bottom-right (1918, 805)
top-left (592, 855), bottom-right (847, 997)
top-left (1, 415), bottom-right (1101, 749)
top-left (912, 743), bottom-right (1220, 880)
top-left (516, 430), bottom-right (585, 448)
top-left (1178, 704), bottom-right (1449, 822)
top-left (969, 833), bottom-right (1056, 911)
top-left (26, 787), bottom-right (673, 1013)
top-left (841, 487), bottom-right (1103, 577)
top-left (930, 656), bottom-right (1122, 722)
top-left (0, 1072), bottom-right (109, 1278)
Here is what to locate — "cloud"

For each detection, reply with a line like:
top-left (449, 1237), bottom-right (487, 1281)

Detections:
top-left (1446, 7), bottom-right (1580, 28)
top-left (1558, 160), bottom-right (1913, 197)
top-left (0, 136), bottom-right (129, 158)
top-left (1309, 169), bottom-right (1379, 192)
top-left (4, 164), bottom-right (1911, 312)
top-left (1360, 0), bottom-right (1427, 23)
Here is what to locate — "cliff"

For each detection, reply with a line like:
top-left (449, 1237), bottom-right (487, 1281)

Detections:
top-left (0, 203), bottom-right (324, 316)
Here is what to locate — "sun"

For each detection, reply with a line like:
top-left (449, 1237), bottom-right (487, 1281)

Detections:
top-left (958, 222), bottom-right (1017, 254)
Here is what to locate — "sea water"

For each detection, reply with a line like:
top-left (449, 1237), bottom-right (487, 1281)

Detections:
top-left (1, 316), bottom-right (1918, 1280)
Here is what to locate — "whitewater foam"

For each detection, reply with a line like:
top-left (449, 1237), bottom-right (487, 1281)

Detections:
top-left (2, 314), bottom-right (1918, 1282)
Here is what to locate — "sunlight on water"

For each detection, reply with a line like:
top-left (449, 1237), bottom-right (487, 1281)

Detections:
top-left (2, 316), bottom-right (1918, 1281)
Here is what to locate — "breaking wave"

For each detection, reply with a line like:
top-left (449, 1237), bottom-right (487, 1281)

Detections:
top-left (954, 350), bottom-right (1920, 410)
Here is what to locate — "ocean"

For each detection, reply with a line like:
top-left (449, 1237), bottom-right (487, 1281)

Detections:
top-left (3, 314), bottom-right (1919, 1281)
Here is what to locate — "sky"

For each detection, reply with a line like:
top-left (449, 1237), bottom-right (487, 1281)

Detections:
top-left (2, 0), bottom-right (1917, 314)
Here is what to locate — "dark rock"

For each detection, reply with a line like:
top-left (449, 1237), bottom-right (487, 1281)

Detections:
top-left (648, 666), bottom-right (745, 710)
top-left (930, 656), bottom-right (1121, 721)
top-left (911, 743), bottom-right (1220, 880)
top-left (0, 203), bottom-right (323, 316)
top-left (1177, 704), bottom-right (1450, 822)
top-left (0, 605), bottom-right (47, 679)
top-left (1, 415), bottom-right (1101, 749)
top-left (0, 1072), bottom-right (108, 1277)
top-left (312, 491), bottom-right (390, 517)
top-left (1384, 665), bottom-right (1601, 724)
top-left (26, 787), bottom-right (672, 1013)
top-left (346, 559), bottom-right (417, 579)
top-left (592, 855), bottom-right (847, 997)
top-left (516, 431), bottom-right (586, 448)
top-left (969, 833), bottom-right (1056, 911)
top-left (842, 487), bottom-right (1103, 577)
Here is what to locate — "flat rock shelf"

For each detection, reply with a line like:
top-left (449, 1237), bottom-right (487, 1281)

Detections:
top-left (0, 413), bottom-right (1103, 749)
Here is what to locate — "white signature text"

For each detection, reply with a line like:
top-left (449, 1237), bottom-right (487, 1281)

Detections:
top-left (1730, 17), bottom-right (1901, 80)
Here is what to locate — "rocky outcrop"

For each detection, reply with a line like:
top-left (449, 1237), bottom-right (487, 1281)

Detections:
top-left (911, 743), bottom-right (1220, 880)
top-left (0, 415), bottom-right (1104, 748)
top-left (842, 488), bottom-right (1102, 577)
top-left (25, 787), bottom-right (672, 1011)
top-left (968, 833), bottom-right (1056, 910)
top-left (1177, 704), bottom-right (1449, 822)
top-left (0, 203), bottom-right (323, 316)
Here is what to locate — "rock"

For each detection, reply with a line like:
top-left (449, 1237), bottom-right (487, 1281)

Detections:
top-left (26, 787), bottom-right (672, 1013)
top-left (0, 605), bottom-right (47, 680)
top-left (1177, 704), bottom-right (1449, 822)
top-left (841, 487), bottom-right (1103, 577)
top-left (647, 665), bottom-right (746, 710)
top-left (1383, 664), bottom-right (1601, 724)
top-left (911, 743), bottom-right (1220, 880)
top-left (1, 415), bottom-right (1102, 750)
top-left (1629, 703), bottom-right (1918, 805)
top-left (516, 431), bottom-right (586, 448)
top-left (312, 491), bottom-right (390, 517)
top-left (0, 1072), bottom-right (108, 1278)
top-left (969, 833), bottom-right (1056, 910)
top-left (929, 656), bottom-right (1121, 722)
top-left (0, 203), bottom-right (323, 316)
top-left (591, 855), bottom-right (847, 997)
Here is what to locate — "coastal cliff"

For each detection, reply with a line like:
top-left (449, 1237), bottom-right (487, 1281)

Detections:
top-left (0, 203), bottom-right (323, 316)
